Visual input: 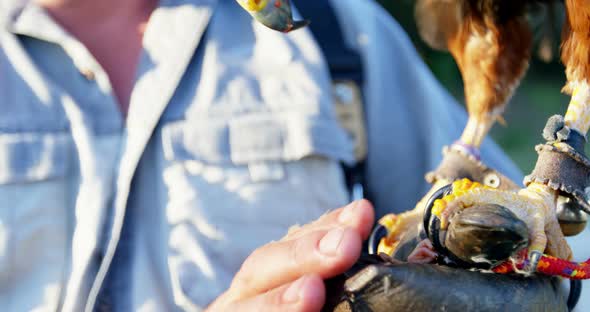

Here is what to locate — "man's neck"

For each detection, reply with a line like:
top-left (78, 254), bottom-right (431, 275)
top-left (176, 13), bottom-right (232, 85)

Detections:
top-left (34, 0), bottom-right (158, 116)
top-left (35, 0), bottom-right (155, 30)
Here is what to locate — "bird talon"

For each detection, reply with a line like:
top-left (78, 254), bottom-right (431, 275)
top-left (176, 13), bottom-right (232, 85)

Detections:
top-left (527, 251), bottom-right (542, 273)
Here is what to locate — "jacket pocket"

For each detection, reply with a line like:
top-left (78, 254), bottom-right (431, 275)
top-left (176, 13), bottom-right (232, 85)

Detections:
top-left (0, 132), bottom-right (72, 311)
top-left (162, 113), bottom-right (355, 165)
top-left (159, 113), bottom-right (353, 309)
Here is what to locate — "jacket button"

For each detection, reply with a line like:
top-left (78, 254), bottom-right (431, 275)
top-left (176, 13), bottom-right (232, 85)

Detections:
top-left (81, 69), bottom-right (95, 80)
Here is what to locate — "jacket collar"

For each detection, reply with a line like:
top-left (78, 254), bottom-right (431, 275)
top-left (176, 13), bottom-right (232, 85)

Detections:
top-left (85, 1), bottom-right (218, 307)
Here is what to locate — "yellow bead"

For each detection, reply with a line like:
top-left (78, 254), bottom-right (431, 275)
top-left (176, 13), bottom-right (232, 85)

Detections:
top-left (538, 260), bottom-right (550, 270)
top-left (237, 0), bottom-right (268, 12)
top-left (377, 238), bottom-right (397, 256)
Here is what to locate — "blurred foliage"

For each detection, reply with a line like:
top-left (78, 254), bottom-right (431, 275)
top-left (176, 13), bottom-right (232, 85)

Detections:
top-left (378, 0), bottom-right (572, 174)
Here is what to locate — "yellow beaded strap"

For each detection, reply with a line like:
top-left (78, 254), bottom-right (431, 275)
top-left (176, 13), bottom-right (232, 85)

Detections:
top-left (376, 215), bottom-right (401, 255)
top-left (432, 179), bottom-right (489, 226)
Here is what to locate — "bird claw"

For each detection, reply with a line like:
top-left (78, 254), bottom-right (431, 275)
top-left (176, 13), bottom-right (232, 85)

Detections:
top-left (526, 251), bottom-right (542, 273)
top-left (427, 180), bottom-right (566, 271)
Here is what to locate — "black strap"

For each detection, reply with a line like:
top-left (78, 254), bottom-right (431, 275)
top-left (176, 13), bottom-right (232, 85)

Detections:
top-left (296, 1), bottom-right (367, 198)
top-left (295, 1), bottom-right (364, 86)
top-left (568, 280), bottom-right (582, 311)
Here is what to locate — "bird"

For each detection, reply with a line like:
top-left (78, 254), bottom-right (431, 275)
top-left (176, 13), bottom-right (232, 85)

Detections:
top-left (235, 0), bottom-right (309, 33)
top-left (375, 0), bottom-right (579, 271)
top-left (428, 0), bottom-right (590, 268)
top-left (415, 0), bottom-right (537, 154)
top-left (408, 0), bottom-right (590, 271)
top-left (374, 0), bottom-right (539, 259)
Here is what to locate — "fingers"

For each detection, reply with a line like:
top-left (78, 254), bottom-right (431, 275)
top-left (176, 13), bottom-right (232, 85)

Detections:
top-left (228, 275), bottom-right (325, 312)
top-left (284, 199), bottom-right (375, 242)
top-left (407, 239), bottom-right (437, 264)
top-left (231, 226), bottom-right (363, 300)
top-left (208, 275), bottom-right (325, 312)
top-left (222, 200), bottom-right (374, 304)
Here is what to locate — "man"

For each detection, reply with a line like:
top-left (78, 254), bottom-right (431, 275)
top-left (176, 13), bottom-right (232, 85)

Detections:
top-left (0, 0), bottom-right (521, 311)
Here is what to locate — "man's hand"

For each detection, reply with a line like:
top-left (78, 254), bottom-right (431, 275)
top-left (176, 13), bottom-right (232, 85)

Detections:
top-left (207, 200), bottom-right (375, 311)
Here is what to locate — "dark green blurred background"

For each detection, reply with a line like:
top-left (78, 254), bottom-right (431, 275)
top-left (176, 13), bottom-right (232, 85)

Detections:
top-left (379, 0), bottom-right (571, 174)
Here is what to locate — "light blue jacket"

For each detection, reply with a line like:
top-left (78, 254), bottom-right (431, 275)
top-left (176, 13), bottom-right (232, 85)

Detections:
top-left (0, 0), bottom-right (530, 311)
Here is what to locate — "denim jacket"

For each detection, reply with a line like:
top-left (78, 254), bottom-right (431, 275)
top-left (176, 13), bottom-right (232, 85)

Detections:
top-left (0, 0), bottom-right (527, 311)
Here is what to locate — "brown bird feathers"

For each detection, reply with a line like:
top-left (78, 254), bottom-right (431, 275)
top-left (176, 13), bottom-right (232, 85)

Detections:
top-left (416, 0), bottom-right (534, 124)
top-left (561, 0), bottom-right (590, 94)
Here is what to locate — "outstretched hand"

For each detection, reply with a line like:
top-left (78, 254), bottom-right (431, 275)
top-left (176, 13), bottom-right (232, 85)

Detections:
top-left (207, 200), bottom-right (375, 312)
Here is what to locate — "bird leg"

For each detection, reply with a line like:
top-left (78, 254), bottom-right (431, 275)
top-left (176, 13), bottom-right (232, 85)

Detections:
top-left (564, 81), bottom-right (590, 135)
top-left (460, 117), bottom-right (493, 148)
top-left (456, 116), bottom-right (495, 159)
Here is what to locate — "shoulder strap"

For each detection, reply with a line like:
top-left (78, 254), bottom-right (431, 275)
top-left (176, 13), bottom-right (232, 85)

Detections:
top-left (296, 1), bottom-right (367, 200)
top-left (295, 1), bottom-right (364, 85)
